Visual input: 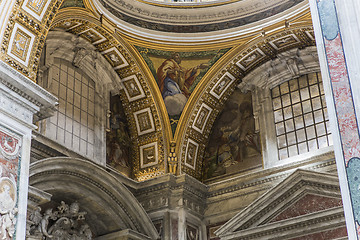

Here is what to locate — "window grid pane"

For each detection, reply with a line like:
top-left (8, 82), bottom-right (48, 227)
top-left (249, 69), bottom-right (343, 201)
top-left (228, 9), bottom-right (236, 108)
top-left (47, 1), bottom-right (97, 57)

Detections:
top-left (271, 73), bottom-right (332, 160)
top-left (46, 59), bottom-right (96, 158)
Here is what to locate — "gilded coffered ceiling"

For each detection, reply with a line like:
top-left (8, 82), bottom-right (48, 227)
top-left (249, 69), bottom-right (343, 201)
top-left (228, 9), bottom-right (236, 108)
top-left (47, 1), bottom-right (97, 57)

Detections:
top-left (0, 0), bottom-right (316, 181)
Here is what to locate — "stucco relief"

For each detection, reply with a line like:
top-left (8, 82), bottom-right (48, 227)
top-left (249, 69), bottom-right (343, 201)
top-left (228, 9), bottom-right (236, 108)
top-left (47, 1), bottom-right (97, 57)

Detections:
top-left (27, 201), bottom-right (92, 239)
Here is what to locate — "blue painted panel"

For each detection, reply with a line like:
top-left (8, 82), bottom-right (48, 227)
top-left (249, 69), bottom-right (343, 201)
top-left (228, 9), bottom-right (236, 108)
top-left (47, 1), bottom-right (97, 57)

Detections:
top-left (346, 157), bottom-right (360, 225)
top-left (317, 0), bottom-right (339, 40)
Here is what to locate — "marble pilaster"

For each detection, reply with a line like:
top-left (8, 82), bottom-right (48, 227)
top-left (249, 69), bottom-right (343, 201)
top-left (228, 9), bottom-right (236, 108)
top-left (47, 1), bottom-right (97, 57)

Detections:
top-left (0, 61), bottom-right (57, 239)
top-left (309, 0), bottom-right (360, 238)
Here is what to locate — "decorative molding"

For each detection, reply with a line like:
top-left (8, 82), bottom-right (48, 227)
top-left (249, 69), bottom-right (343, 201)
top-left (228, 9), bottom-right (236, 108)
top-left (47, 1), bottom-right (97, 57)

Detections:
top-left (121, 74), bottom-right (146, 102)
top-left (22, 0), bottom-right (52, 22)
top-left (192, 103), bottom-right (212, 134)
top-left (209, 72), bottom-right (236, 100)
top-left (0, 61), bottom-right (58, 122)
top-left (184, 139), bottom-right (199, 170)
top-left (97, 0), bottom-right (306, 33)
top-left (102, 47), bottom-right (129, 70)
top-left (29, 158), bottom-right (160, 239)
top-left (134, 108), bottom-right (155, 136)
top-left (7, 23), bottom-right (36, 67)
top-left (179, 27), bottom-right (317, 178)
top-left (140, 142), bottom-right (158, 168)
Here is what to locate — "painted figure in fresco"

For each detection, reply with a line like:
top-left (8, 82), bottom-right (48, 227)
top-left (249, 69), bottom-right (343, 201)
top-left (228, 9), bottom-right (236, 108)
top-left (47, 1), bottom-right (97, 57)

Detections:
top-left (157, 52), bottom-right (208, 115)
top-left (107, 114), bottom-right (130, 168)
top-left (229, 102), bottom-right (261, 162)
top-left (203, 94), bottom-right (262, 180)
top-left (106, 95), bottom-right (132, 176)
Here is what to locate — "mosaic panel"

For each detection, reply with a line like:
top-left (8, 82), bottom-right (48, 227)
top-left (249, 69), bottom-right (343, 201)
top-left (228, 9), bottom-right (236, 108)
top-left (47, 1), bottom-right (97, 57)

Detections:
top-left (136, 46), bottom-right (230, 135)
top-left (203, 91), bottom-right (261, 180)
top-left (107, 94), bottom-right (131, 177)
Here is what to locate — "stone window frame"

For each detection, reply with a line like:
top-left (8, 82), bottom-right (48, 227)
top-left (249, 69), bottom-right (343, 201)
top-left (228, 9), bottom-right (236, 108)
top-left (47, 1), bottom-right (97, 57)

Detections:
top-left (239, 47), bottom-right (334, 169)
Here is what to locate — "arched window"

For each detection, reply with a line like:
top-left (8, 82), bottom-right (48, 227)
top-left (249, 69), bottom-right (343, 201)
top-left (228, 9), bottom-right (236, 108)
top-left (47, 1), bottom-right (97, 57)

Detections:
top-left (44, 58), bottom-right (97, 159)
top-left (271, 72), bottom-right (332, 160)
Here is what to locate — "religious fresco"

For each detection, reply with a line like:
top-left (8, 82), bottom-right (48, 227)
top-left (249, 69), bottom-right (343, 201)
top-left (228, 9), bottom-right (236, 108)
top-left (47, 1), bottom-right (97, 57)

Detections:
top-left (203, 90), bottom-right (262, 180)
top-left (136, 47), bottom-right (230, 134)
top-left (0, 127), bottom-right (22, 239)
top-left (106, 95), bottom-right (132, 177)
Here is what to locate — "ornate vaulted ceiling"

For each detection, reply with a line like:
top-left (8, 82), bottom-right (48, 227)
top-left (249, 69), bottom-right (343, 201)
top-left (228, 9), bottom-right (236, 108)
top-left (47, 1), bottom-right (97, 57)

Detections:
top-left (0, 0), bottom-right (316, 181)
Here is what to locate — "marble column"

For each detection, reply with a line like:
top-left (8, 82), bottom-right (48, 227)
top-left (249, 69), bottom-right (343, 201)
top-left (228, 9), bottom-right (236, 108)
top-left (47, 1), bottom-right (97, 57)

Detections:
top-left (309, 0), bottom-right (360, 238)
top-left (0, 61), bottom-right (57, 239)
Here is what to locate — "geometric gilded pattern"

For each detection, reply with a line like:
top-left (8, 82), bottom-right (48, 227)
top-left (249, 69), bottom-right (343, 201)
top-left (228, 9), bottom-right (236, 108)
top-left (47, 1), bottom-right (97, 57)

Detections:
top-left (236, 48), bottom-right (265, 71)
top-left (102, 47), bottom-right (129, 69)
top-left (269, 34), bottom-right (300, 51)
top-left (134, 108), bottom-right (155, 136)
top-left (210, 72), bottom-right (235, 99)
top-left (121, 75), bottom-right (146, 102)
top-left (192, 103), bottom-right (212, 134)
top-left (140, 142), bottom-right (158, 168)
top-left (22, 0), bottom-right (52, 21)
top-left (79, 29), bottom-right (105, 44)
top-left (7, 23), bottom-right (35, 66)
top-left (272, 72), bottom-right (332, 160)
top-left (185, 139), bottom-right (199, 170)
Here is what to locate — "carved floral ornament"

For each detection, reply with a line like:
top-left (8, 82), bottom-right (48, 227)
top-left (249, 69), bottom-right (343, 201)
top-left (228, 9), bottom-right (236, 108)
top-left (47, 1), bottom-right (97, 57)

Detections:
top-left (27, 201), bottom-right (92, 239)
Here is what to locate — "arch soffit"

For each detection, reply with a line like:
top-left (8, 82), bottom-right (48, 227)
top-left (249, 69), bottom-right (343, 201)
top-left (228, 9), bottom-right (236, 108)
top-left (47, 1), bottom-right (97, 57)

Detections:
top-left (43, 31), bottom-right (121, 91)
top-left (29, 157), bottom-right (159, 239)
top-left (178, 26), bottom-right (318, 178)
top-left (51, 8), bottom-right (169, 182)
top-left (0, 0), bottom-right (168, 181)
top-left (0, 0), bottom-right (320, 181)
